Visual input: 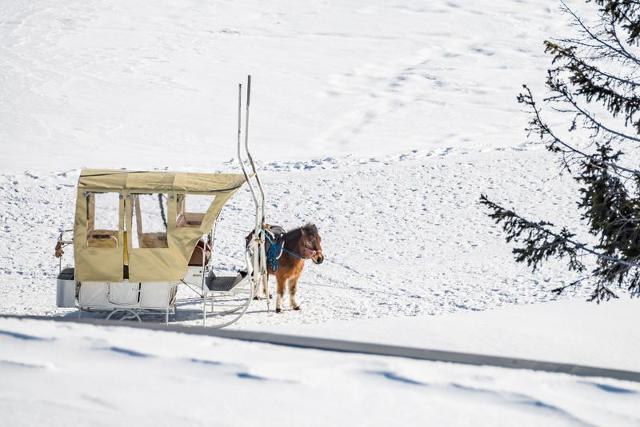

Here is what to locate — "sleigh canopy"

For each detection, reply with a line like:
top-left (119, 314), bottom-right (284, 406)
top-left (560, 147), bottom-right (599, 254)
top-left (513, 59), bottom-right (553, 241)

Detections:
top-left (73, 169), bottom-right (246, 282)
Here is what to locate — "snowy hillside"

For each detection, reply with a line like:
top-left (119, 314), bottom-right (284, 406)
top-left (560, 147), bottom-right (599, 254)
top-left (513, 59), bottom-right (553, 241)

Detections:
top-left (0, 0), bottom-right (597, 322)
top-left (2, 0), bottom-right (640, 424)
top-left (0, 148), bottom-right (589, 325)
top-left (0, 0), bottom-right (622, 329)
top-left (1, 0), bottom-right (568, 173)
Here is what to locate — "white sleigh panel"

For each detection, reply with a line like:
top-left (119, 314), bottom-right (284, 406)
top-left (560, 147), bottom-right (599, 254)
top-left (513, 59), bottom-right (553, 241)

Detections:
top-left (78, 281), bottom-right (139, 310)
top-left (139, 282), bottom-right (178, 309)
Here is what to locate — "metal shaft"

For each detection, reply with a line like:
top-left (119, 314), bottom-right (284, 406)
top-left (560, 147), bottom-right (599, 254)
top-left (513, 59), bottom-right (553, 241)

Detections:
top-left (237, 83), bottom-right (259, 214)
top-left (243, 75), bottom-right (266, 229)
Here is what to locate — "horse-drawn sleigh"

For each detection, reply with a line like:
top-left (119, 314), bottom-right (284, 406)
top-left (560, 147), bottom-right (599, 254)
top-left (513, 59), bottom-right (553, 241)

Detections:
top-left (54, 76), bottom-right (323, 328)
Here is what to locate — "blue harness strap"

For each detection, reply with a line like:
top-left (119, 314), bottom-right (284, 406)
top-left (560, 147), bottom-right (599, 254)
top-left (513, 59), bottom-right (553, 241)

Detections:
top-left (265, 231), bottom-right (284, 271)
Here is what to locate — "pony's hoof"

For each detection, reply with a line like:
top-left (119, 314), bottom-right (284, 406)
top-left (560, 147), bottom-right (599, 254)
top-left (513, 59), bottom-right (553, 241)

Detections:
top-left (275, 307), bottom-right (282, 313)
top-left (253, 296), bottom-right (260, 301)
top-left (293, 305), bottom-right (301, 311)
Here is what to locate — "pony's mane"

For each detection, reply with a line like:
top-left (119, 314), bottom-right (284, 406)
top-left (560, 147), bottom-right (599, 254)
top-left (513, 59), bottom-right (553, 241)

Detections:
top-left (301, 223), bottom-right (318, 236)
top-left (283, 223), bottom-right (318, 243)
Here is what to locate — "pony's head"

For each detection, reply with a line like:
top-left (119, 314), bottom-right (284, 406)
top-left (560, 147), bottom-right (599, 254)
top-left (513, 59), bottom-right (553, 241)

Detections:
top-left (301, 223), bottom-right (324, 264)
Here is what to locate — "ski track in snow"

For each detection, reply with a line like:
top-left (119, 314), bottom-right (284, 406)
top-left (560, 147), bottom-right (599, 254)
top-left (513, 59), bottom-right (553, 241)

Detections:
top-left (0, 146), bottom-right (596, 327)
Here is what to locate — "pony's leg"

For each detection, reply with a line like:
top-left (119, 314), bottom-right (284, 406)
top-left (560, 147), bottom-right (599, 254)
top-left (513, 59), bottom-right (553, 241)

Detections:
top-left (288, 277), bottom-right (301, 310)
top-left (275, 274), bottom-right (286, 313)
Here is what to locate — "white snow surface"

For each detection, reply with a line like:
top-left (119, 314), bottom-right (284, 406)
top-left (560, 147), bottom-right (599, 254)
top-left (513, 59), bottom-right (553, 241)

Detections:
top-left (0, 148), bottom-right (593, 324)
top-left (1, 0), bottom-right (570, 173)
top-left (0, 0), bottom-right (606, 322)
top-left (2, 0), bottom-right (640, 424)
top-left (255, 298), bottom-right (640, 372)
top-left (1, 313), bottom-right (640, 427)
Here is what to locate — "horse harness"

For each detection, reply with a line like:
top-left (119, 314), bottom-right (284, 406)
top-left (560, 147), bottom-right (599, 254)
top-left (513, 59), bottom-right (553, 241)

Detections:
top-left (265, 225), bottom-right (316, 271)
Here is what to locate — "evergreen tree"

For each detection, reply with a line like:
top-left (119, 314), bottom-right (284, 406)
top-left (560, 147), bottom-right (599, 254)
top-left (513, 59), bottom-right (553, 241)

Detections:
top-left (481, 0), bottom-right (640, 301)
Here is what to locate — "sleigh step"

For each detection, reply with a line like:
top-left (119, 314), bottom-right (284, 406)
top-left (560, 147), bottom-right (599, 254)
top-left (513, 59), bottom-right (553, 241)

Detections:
top-left (205, 271), bottom-right (248, 292)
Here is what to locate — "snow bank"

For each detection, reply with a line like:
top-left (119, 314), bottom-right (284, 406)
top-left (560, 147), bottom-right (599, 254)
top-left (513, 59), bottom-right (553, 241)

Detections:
top-left (1, 317), bottom-right (639, 426)
top-left (253, 298), bottom-right (640, 372)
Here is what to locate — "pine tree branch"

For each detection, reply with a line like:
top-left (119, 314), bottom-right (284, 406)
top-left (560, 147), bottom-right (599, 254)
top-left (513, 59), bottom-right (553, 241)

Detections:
top-left (597, 0), bottom-right (640, 41)
top-left (551, 276), bottom-right (590, 295)
top-left (480, 194), bottom-right (640, 270)
top-left (609, 16), bottom-right (640, 61)
top-left (551, 81), bottom-right (640, 143)
top-left (521, 85), bottom-right (640, 177)
top-left (545, 40), bottom-right (640, 88)
top-left (571, 94), bottom-right (640, 142)
top-left (561, 0), bottom-right (640, 65)
top-left (481, 1), bottom-right (640, 302)
top-left (522, 86), bottom-right (591, 158)
top-left (587, 281), bottom-right (620, 301)
top-left (564, 67), bottom-right (640, 130)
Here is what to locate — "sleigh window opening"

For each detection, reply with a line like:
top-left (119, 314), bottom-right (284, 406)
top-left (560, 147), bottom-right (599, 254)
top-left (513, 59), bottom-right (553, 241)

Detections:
top-left (131, 193), bottom-right (169, 249)
top-left (176, 194), bottom-right (216, 228)
top-left (86, 192), bottom-right (120, 248)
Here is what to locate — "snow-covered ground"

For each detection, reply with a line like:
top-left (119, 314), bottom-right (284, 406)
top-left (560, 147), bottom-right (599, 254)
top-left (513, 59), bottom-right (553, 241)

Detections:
top-left (2, 303), bottom-right (640, 427)
top-left (0, 0), bottom-right (569, 173)
top-left (257, 298), bottom-right (640, 372)
top-left (0, 147), bottom-right (587, 325)
top-left (0, 0), bottom-right (599, 322)
top-left (2, 0), bottom-right (640, 424)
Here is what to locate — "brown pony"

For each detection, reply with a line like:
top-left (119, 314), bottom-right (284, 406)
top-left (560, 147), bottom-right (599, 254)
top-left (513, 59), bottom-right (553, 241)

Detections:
top-left (269, 224), bottom-right (324, 312)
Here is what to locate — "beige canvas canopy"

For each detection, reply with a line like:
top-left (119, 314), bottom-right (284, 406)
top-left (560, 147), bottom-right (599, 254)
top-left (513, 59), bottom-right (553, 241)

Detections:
top-left (74, 169), bottom-right (246, 282)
